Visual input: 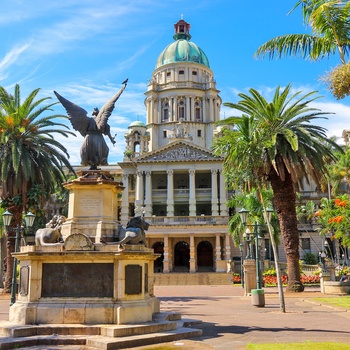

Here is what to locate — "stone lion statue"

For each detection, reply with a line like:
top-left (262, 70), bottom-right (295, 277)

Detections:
top-left (103, 216), bottom-right (149, 247)
top-left (35, 215), bottom-right (66, 246)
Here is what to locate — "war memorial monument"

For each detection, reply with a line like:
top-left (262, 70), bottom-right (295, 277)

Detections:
top-left (0, 82), bottom-right (201, 349)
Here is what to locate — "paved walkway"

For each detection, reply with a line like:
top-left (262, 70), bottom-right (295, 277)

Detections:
top-left (153, 285), bottom-right (350, 349)
top-left (0, 286), bottom-right (350, 349)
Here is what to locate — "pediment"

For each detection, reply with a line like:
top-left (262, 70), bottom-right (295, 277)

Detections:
top-left (135, 141), bottom-right (221, 163)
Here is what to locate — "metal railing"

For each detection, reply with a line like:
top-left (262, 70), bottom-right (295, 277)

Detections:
top-left (147, 216), bottom-right (229, 226)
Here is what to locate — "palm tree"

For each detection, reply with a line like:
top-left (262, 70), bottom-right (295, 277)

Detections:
top-left (255, 0), bottom-right (350, 99)
top-left (214, 84), bottom-right (341, 292)
top-left (0, 84), bottom-right (75, 292)
top-left (326, 149), bottom-right (350, 194)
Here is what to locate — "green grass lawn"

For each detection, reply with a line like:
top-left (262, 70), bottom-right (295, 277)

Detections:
top-left (313, 296), bottom-right (350, 309)
top-left (247, 342), bottom-right (350, 350)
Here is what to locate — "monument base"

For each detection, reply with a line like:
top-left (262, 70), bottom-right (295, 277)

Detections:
top-left (61, 170), bottom-right (124, 242)
top-left (10, 237), bottom-right (160, 325)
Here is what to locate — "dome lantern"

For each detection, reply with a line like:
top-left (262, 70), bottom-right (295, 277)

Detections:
top-left (173, 19), bottom-right (191, 41)
top-left (155, 18), bottom-right (210, 68)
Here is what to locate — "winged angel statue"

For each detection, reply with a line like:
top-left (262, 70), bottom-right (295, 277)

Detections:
top-left (54, 80), bottom-right (127, 169)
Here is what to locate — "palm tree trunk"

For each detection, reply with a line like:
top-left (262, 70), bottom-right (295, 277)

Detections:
top-left (269, 169), bottom-right (304, 292)
top-left (3, 207), bottom-right (22, 294)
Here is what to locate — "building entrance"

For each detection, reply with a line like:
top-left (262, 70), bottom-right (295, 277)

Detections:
top-left (197, 241), bottom-right (214, 271)
top-left (152, 241), bottom-right (164, 273)
top-left (174, 241), bottom-right (190, 272)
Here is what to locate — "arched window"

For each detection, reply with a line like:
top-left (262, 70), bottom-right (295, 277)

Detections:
top-left (178, 99), bottom-right (185, 120)
top-left (195, 100), bottom-right (201, 121)
top-left (163, 101), bottom-right (169, 121)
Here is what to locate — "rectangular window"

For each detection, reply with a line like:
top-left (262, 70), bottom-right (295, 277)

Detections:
top-left (179, 70), bottom-right (184, 74)
top-left (163, 130), bottom-right (167, 138)
top-left (195, 108), bottom-right (201, 120)
top-left (197, 130), bottom-right (202, 137)
top-left (192, 71), bottom-right (197, 75)
top-left (166, 72), bottom-right (171, 77)
top-left (163, 109), bottom-right (169, 120)
top-left (179, 107), bottom-right (185, 119)
top-left (301, 238), bottom-right (311, 251)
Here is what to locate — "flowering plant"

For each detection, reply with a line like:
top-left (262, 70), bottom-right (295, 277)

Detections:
top-left (315, 195), bottom-right (350, 246)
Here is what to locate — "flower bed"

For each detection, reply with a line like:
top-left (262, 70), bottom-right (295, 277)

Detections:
top-left (263, 274), bottom-right (320, 286)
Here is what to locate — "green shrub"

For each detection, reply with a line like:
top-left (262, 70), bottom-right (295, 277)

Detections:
top-left (263, 267), bottom-right (277, 277)
top-left (303, 252), bottom-right (318, 265)
top-left (337, 266), bottom-right (350, 276)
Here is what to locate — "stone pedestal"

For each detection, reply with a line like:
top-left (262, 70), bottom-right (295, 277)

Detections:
top-left (243, 259), bottom-right (256, 296)
top-left (215, 260), bottom-right (227, 272)
top-left (10, 238), bottom-right (160, 325)
top-left (61, 170), bottom-right (124, 242)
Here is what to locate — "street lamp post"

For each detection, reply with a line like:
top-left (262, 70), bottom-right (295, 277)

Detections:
top-left (243, 228), bottom-right (252, 259)
top-left (2, 211), bottom-right (35, 306)
top-left (239, 243), bottom-right (244, 289)
top-left (239, 207), bottom-right (273, 291)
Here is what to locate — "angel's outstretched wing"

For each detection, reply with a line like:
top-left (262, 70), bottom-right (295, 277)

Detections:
top-left (54, 91), bottom-right (91, 137)
top-left (94, 83), bottom-right (127, 133)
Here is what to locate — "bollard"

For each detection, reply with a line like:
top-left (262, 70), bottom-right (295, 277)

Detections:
top-left (251, 288), bottom-right (265, 307)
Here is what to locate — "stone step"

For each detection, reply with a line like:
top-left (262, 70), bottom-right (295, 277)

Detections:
top-left (0, 326), bottom-right (202, 350)
top-left (86, 327), bottom-right (203, 350)
top-left (0, 312), bottom-right (182, 339)
top-left (0, 313), bottom-right (202, 349)
top-left (154, 272), bottom-right (232, 286)
top-left (0, 334), bottom-right (87, 350)
top-left (0, 322), bottom-right (100, 338)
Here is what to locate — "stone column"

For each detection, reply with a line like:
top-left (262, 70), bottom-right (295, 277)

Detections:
top-left (244, 259), bottom-right (257, 295)
top-left (169, 98), bottom-right (173, 122)
top-left (211, 169), bottom-right (219, 216)
top-left (166, 170), bottom-right (174, 216)
top-left (135, 170), bottom-right (144, 215)
top-left (173, 98), bottom-right (178, 121)
top-left (191, 97), bottom-right (195, 121)
top-left (144, 171), bottom-right (152, 217)
top-left (150, 98), bottom-right (154, 123)
top-left (186, 96), bottom-right (190, 120)
top-left (189, 234), bottom-right (196, 273)
top-left (215, 233), bottom-right (221, 262)
top-left (146, 98), bottom-right (151, 124)
top-left (219, 170), bottom-right (228, 216)
top-left (157, 98), bottom-right (161, 124)
top-left (189, 169), bottom-right (196, 216)
top-left (120, 173), bottom-right (129, 225)
top-left (209, 97), bottom-right (214, 121)
top-left (163, 234), bottom-right (170, 273)
top-left (202, 97), bottom-right (206, 121)
top-left (225, 233), bottom-right (231, 262)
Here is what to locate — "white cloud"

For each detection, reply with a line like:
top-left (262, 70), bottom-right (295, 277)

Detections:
top-left (0, 43), bottom-right (31, 80)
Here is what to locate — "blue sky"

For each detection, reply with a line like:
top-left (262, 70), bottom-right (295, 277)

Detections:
top-left (1, 0), bottom-right (350, 165)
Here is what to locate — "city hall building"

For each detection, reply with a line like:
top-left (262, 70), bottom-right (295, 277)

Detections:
top-left (118, 19), bottom-right (233, 274)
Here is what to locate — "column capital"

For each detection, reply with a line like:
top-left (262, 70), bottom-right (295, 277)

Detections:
top-left (211, 169), bottom-right (218, 175)
top-left (188, 169), bottom-right (196, 176)
top-left (167, 169), bottom-right (174, 176)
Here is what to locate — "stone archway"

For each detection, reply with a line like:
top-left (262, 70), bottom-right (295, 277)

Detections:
top-left (173, 241), bottom-right (190, 272)
top-left (197, 240), bottom-right (214, 272)
top-left (152, 241), bottom-right (164, 273)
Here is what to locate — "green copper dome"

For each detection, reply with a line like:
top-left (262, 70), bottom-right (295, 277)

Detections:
top-left (155, 19), bottom-right (210, 69)
top-left (129, 120), bottom-right (145, 128)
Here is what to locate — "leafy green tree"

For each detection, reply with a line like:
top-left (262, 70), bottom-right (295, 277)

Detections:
top-left (0, 84), bottom-right (75, 292)
top-left (214, 84), bottom-right (341, 292)
top-left (316, 194), bottom-right (350, 246)
top-left (227, 189), bottom-right (279, 246)
top-left (326, 149), bottom-right (350, 195)
top-left (255, 0), bottom-right (350, 99)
